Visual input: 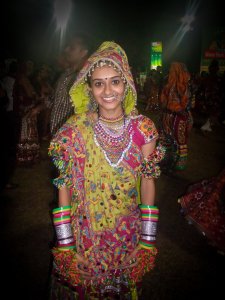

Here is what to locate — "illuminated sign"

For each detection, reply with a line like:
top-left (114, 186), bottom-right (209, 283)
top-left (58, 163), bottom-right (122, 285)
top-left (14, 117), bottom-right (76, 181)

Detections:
top-left (151, 42), bottom-right (162, 53)
top-left (151, 42), bottom-right (162, 69)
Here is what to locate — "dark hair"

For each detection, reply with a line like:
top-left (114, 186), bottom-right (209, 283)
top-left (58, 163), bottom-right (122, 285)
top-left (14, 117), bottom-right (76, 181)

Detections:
top-left (67, 31), bottom-right (96, 56)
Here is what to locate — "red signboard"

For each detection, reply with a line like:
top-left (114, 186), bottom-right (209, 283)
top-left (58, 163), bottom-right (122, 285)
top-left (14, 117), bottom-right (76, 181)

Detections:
top-left (204, 50), bottom-right (225, 59)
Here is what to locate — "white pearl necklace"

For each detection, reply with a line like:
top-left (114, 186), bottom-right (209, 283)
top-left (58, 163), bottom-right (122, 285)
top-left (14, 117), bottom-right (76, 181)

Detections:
top-left (93, 116), bottom-right (133, 168)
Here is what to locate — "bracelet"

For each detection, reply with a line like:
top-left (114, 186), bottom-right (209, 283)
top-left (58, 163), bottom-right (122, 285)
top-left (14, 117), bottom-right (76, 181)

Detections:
top-left (139, 143), bottom-right (166, 179)
top-left (52, 205), bottom-right (75, 251)
top-left (139, 204), bottom-right (159, 250)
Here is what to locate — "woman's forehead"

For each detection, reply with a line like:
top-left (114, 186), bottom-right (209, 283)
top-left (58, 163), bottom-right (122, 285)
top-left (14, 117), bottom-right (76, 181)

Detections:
top-left (91, 65), bottom-right (120, 79)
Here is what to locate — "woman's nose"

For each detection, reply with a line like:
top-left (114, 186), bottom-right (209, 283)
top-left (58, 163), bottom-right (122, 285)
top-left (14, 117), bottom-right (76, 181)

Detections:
top-left (104, 83), bottom-right (112, 95)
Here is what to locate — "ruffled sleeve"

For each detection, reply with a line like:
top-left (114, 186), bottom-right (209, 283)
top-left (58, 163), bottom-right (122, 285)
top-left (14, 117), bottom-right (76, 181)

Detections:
top-left (136, 115), bottom-right (159, 145)
top-left (48, 125), bottom-right (73, 189)
top-left (135, 115), bottom-right (165, 179)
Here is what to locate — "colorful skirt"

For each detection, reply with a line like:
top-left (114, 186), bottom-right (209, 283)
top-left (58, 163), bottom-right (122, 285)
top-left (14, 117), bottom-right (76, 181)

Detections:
top-left (48, 247), bottom-right (157, 299)
top-left (178, 168), bottom-right (225, 253)
top-left (160, 110), bottom-right (193, 171)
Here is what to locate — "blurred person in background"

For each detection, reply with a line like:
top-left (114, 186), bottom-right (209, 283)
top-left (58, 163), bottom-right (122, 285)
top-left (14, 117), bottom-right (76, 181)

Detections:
top-left (160, 62), bottom-right (194, 171)
top-left (50, 31), bottom-right (96, 137)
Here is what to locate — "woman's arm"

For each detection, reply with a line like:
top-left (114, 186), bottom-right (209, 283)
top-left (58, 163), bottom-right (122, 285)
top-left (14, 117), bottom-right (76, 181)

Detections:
top-left (138, 139), bottom-right (159, 251)
top-left (141, 177), bottom-right (155, 205)
top-left (141, 139), bottom-right (156, 205)
top-left (58, 185), bottom-right (71, 207)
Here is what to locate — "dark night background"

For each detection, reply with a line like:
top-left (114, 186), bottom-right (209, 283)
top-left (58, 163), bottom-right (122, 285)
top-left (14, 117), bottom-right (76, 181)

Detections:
top-left (1, 0), bottom-right (224, 72)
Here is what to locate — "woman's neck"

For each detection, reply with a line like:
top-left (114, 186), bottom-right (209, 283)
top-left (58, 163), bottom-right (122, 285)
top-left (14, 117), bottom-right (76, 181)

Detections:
top-left (99, 112), bottom-right (124, 122)
top-left (98, 108), bottom-right (124, 121)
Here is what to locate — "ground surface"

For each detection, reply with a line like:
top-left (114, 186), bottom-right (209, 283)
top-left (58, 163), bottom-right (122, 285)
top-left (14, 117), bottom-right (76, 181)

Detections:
top-left (1, 104), bottom-right (225, 300)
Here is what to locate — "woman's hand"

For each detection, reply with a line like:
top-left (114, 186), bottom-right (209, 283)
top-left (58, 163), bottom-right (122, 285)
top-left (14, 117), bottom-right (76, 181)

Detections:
top-left (122, 244), bottom-right (142, 268)
top-left (75, 252), bottom-right (94, 280)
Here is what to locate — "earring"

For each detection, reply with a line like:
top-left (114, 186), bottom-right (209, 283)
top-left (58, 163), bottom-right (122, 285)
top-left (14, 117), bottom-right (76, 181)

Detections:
top-left (89, 91), bottom-right (98, 112)
top-left (121, 84), bottom-right (128, 108)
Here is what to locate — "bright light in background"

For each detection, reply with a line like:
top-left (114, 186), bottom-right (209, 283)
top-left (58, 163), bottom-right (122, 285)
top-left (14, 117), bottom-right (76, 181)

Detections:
top-left (165, 0), bottom-right (200, 59)
top-left (180, 13), bottom-right (195, 33)
top-left (52, 0), bottom-right (73, 47)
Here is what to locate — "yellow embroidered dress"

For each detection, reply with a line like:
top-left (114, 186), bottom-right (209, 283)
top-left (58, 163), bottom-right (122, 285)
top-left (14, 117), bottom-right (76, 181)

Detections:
top-left (48, 42), bottom-right (162, 299)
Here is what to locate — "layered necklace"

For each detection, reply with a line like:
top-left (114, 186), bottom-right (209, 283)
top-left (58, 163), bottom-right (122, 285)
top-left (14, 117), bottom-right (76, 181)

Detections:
top-left (94, 112), bottom-right (133, 168)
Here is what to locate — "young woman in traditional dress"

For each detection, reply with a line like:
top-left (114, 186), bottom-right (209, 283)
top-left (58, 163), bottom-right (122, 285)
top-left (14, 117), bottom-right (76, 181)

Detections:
top-left (48, 41), bottom-right (165, 299)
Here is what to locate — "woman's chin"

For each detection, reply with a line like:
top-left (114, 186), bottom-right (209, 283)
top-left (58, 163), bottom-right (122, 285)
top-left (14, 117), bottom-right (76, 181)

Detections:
top-left (100, 100), bottom-right (121, 109)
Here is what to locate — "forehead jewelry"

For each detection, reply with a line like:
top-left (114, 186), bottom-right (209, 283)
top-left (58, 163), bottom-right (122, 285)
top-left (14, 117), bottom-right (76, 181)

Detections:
top-left (86, 60), bottom-right (126, 82)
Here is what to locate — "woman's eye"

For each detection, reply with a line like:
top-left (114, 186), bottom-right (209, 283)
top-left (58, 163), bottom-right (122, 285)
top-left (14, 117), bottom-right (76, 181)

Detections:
top-left (94, 81), bottom-right (103, 87)
top-left (112, 79), bottom-right (120, 85)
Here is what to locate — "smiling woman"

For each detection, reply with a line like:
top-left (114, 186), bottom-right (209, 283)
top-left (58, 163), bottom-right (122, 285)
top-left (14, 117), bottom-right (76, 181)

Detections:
top-left (48, 41), bottom-right (165, 299)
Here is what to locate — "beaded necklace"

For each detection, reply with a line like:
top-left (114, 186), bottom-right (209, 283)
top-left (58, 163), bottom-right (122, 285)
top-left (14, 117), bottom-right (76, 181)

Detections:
top-left (94, 114), bottom-right (133, 168)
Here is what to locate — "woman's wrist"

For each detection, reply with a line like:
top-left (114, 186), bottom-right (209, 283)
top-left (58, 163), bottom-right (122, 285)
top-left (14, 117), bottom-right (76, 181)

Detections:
top-left (52, 205), bottom-right (76, 251)
top-left (139, 204), bottom-right (159, 250)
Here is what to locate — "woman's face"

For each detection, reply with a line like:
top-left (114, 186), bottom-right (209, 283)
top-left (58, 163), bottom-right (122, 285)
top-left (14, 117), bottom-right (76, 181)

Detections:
top-left (90, 65), bottom-right (125, 115)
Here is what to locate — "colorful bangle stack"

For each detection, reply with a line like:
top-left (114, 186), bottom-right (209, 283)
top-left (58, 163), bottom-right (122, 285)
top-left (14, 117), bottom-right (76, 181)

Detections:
top-left (52, 205), bottom-right (76, 251)
top-left (139, 143), bottom-right (166, 179)
top-left (139, 204), bottom-right (159, 250)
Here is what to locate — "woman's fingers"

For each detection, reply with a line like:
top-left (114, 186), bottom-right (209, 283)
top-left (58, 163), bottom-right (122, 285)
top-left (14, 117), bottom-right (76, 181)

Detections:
top-left (75, 253), bottom-right (93, 278)
top-left (78, 267), bottom-right (93, 279)
top-left (75, 253), bottom-right (90, 266)
top-left (125, 247), bottom-right (139, 262)
top-left (122, 245), bottom-right (141, 267)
